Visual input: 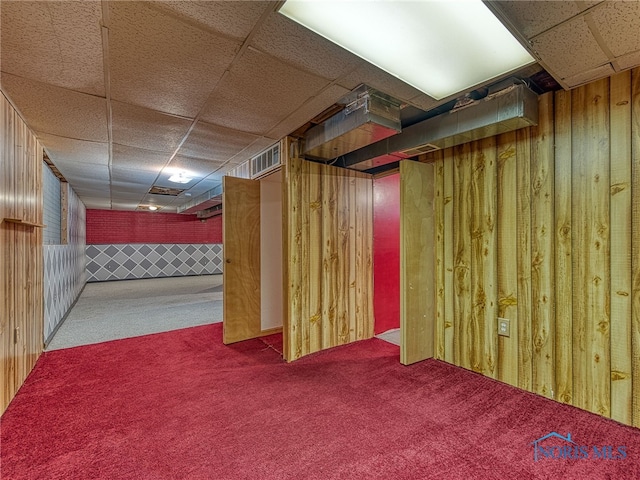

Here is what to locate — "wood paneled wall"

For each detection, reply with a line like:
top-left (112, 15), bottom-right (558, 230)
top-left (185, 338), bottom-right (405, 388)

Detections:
top-left (427, 68), bottom-right (640, 427)
top-left (1, 93), bottom-right (44, 415)
top-left (283, 153), bottom-right (374, 361)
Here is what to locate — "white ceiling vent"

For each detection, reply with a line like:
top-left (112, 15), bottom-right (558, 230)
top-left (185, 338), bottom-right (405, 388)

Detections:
top-left (251, 143), bottom-right (280, 179)
top-left (227, 161), bottom-right (251, 179)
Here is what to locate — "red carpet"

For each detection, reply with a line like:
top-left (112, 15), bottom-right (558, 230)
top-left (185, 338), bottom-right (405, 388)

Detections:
top-left (2, 323), bottom-right (639, 479)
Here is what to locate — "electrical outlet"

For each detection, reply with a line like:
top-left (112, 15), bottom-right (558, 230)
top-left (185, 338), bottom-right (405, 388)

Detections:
top-left (498, 318), bottom-right (510, 337)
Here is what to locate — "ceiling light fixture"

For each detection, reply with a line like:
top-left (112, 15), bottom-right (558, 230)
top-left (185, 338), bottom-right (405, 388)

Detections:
top-left (168, 172), bottom-right (193, 184)
top-left (279, 0), bottom-right (535, 100)
top-left (147, 205), bottom-right (158, 211)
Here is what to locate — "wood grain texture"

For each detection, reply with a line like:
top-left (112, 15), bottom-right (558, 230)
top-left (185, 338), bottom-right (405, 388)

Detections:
top-left (530, 93), bottom-right (555, 399)
top-left (429, 73), bottom-right (639, 426)
top-left (515, 126), bottom-right (533, 392)
top-left (631, 68), bottom-right (640, 428)
top-left (443, 151), bottom-right (455, 364)
top-left (1, 93), bottom-right (44, 415)
top-left (573, 79), bottom-right (611, 416)
top-left (497, 131), bottom-right (519, 387)
top-left (453, 144), bottom-right (473, 369)
top-left (222, 176), bottom-right (261, 345)
top-left (554, 88), bottom-right (573, 405)
top-left (285, 157), bottom-right (373, 361)
top-left (400, 160), bottom-right (435, 365)
top-left (609, 71), bottom-right (632, 424)
top-left (434, 153), bottom-right (445, 360)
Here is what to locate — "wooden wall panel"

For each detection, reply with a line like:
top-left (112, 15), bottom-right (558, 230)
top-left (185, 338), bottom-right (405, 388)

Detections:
top-left (554, 89), bottom-right (573, 405)
top-left (609, 72), bottom-right (632, 424)
top-left (497, 131), bottom-right (518, 387)
top-left (434, 154), bottom-right (445, 360)
top-left (429, 69), bottom-right (640, 427)
top-left (631, 69), bottom-right (640, 428)
top-left (453, 143), bottom-right (472, 369)
top-left (400, 160), bottom-right (435, 365)
top-left (284, 155), bottom-right (373, 361)
top-left (531, 93), bottom-right (555, 399)
top-left (1, 93), bottom-right (44, 415)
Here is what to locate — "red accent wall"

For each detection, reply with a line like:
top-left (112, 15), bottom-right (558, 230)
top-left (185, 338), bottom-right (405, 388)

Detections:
top-left (373, 173), bottom-right (400, 334)
top-left (86, 209), bottom-right (222, 244)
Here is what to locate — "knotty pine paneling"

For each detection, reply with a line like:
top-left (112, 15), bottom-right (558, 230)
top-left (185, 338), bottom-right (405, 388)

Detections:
top-left (283, 155), bottom-right (373, 361)
top-left (425, 67), bottom-right (640, 427)
top-left (1, 93), bottom-right (44, 415)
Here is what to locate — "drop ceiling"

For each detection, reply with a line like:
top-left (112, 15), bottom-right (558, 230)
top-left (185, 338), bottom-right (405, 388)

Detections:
top-left (1, 0), bottom-right (639, 212)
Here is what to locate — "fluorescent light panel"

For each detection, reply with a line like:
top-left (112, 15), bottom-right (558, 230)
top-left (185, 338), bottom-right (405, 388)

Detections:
top-left (279, 0), bottom-right (535, 100)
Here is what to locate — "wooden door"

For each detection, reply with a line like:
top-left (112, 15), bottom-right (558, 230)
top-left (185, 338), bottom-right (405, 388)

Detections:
top-left (400, 160), bottom-right (435, 365)
top-left (222, 176), bottom-right (261, 344)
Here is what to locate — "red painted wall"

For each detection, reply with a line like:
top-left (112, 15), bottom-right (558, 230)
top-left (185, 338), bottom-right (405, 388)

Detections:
top-left (373, 173), bottom-right (400, 334)
top-left (86, 209), bottom-right (222, 244)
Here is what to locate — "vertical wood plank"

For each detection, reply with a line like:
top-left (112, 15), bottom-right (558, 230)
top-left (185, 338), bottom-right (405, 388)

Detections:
top-left (308, 160), bottom-right (323, 352)
top-left (453, 143), bottom-right (473, 369)
top-left (497, 131), bottom-right (519, 387)
top-left (531, 92), bottom-right (555, 399)
top-left (347, 171), bottom-right (357, 343)
top-left (516, 126), bottom-right (533, 392)
top-left (609, 71), bottom-right (633, 424)
top-left (289, 157), bottom-right (303, 359)
top-left (443, 150), bottom-right (455, 364)
top-left (400, 160), bottom-right (435, 365)
top-left (630, 68), bottom-right (640, 427)
top-left (300, 159), bottom-right (311, 355)
top-left (554, 88), bottom-right (574, 405)
top-left (573, 79), bottom-right (611, 416)
top-left (434, 153), bottom-right (445, 360)
top-left (322, 165), bottom-right (338, 348)
top-left (281, 141), bottom-right (291, 361)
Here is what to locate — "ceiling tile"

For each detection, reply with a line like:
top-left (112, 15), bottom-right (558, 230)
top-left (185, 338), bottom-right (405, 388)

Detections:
top-left (108, 1), bottom-right (240, 117)
top-left (112, 144), bottom-right (171, 171)
top-left (493, 1), bottom-right (597, 39)
top-left (80, 197), bottom-right (113, 209)
top-left (59, 166), bottom-right (110, 185)
top-left (616, 50), bottom-right (640, 71)
top-left (1, 73), bottom-right (108, 142)
top-left (266, 84), bottom-right (350, 140)
top-left (199, 47), bottom-right (330, 135)
top-left (178, 120), bottom-right (263, 161)
top-left (111, 167), bottom-right (159, 185)
top-left (0, 1), bottom-right (105, 97)
top-left (563, 63), bottom-right (615, 88)
top-left (149, 1), bottom-right (272, 40)
top-left (112, 101), bottom-right (193, 153)
top-left (168, 156), bottom-right (226, 178)
top-left (251, 12), bottom-right (360, 81)
top-left (38, 133), bottom-right (109, 167)
top-left (590, 1), bottom-right (640, 58)
top-left (531, 16), bottom-right (609, 81)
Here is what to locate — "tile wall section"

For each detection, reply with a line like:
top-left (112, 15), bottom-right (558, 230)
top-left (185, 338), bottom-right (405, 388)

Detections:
top-left (43, 185), bottom-right (86, 342)
top-left (86, 243), bottom-right (223, 282)
top-left (42, 162), bottom-right (61, 245)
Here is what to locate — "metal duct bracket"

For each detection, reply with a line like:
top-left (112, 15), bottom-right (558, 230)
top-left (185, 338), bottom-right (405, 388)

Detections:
top-left (341, 82), bottom-right (539, 171)
top-left (303, 85), bottom-right (402, 160)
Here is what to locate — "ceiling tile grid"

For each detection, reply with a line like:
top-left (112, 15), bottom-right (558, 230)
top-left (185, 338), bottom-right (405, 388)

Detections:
top-left (3, 0), bottom-right (640, 212)
top-left (107, 1), bottom-right (240, 117)
top-left (0, 1), bottom-right (105, 97)
top-left (1, 73), bottom-right (108, 142)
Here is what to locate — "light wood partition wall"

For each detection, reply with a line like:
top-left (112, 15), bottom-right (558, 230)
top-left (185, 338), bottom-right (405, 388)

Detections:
top-left (428, 68), bottom-right (640, 427)
top-left (283, 149), bottom-right (374, 361)
top-left (1, 93), bottom-right (44, 414)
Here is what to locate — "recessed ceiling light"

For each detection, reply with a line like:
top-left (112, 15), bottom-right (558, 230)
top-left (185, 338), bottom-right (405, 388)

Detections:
top-left (168, 172), bottom-right (193, 184)
top-left (279, 0), bottom-right (535, 100)
top-left (147, 206), bottom-right (158, 211)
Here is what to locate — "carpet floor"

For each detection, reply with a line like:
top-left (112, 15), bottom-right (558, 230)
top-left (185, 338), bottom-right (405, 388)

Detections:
top-left (2, 323), bottom-right (639, 479)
